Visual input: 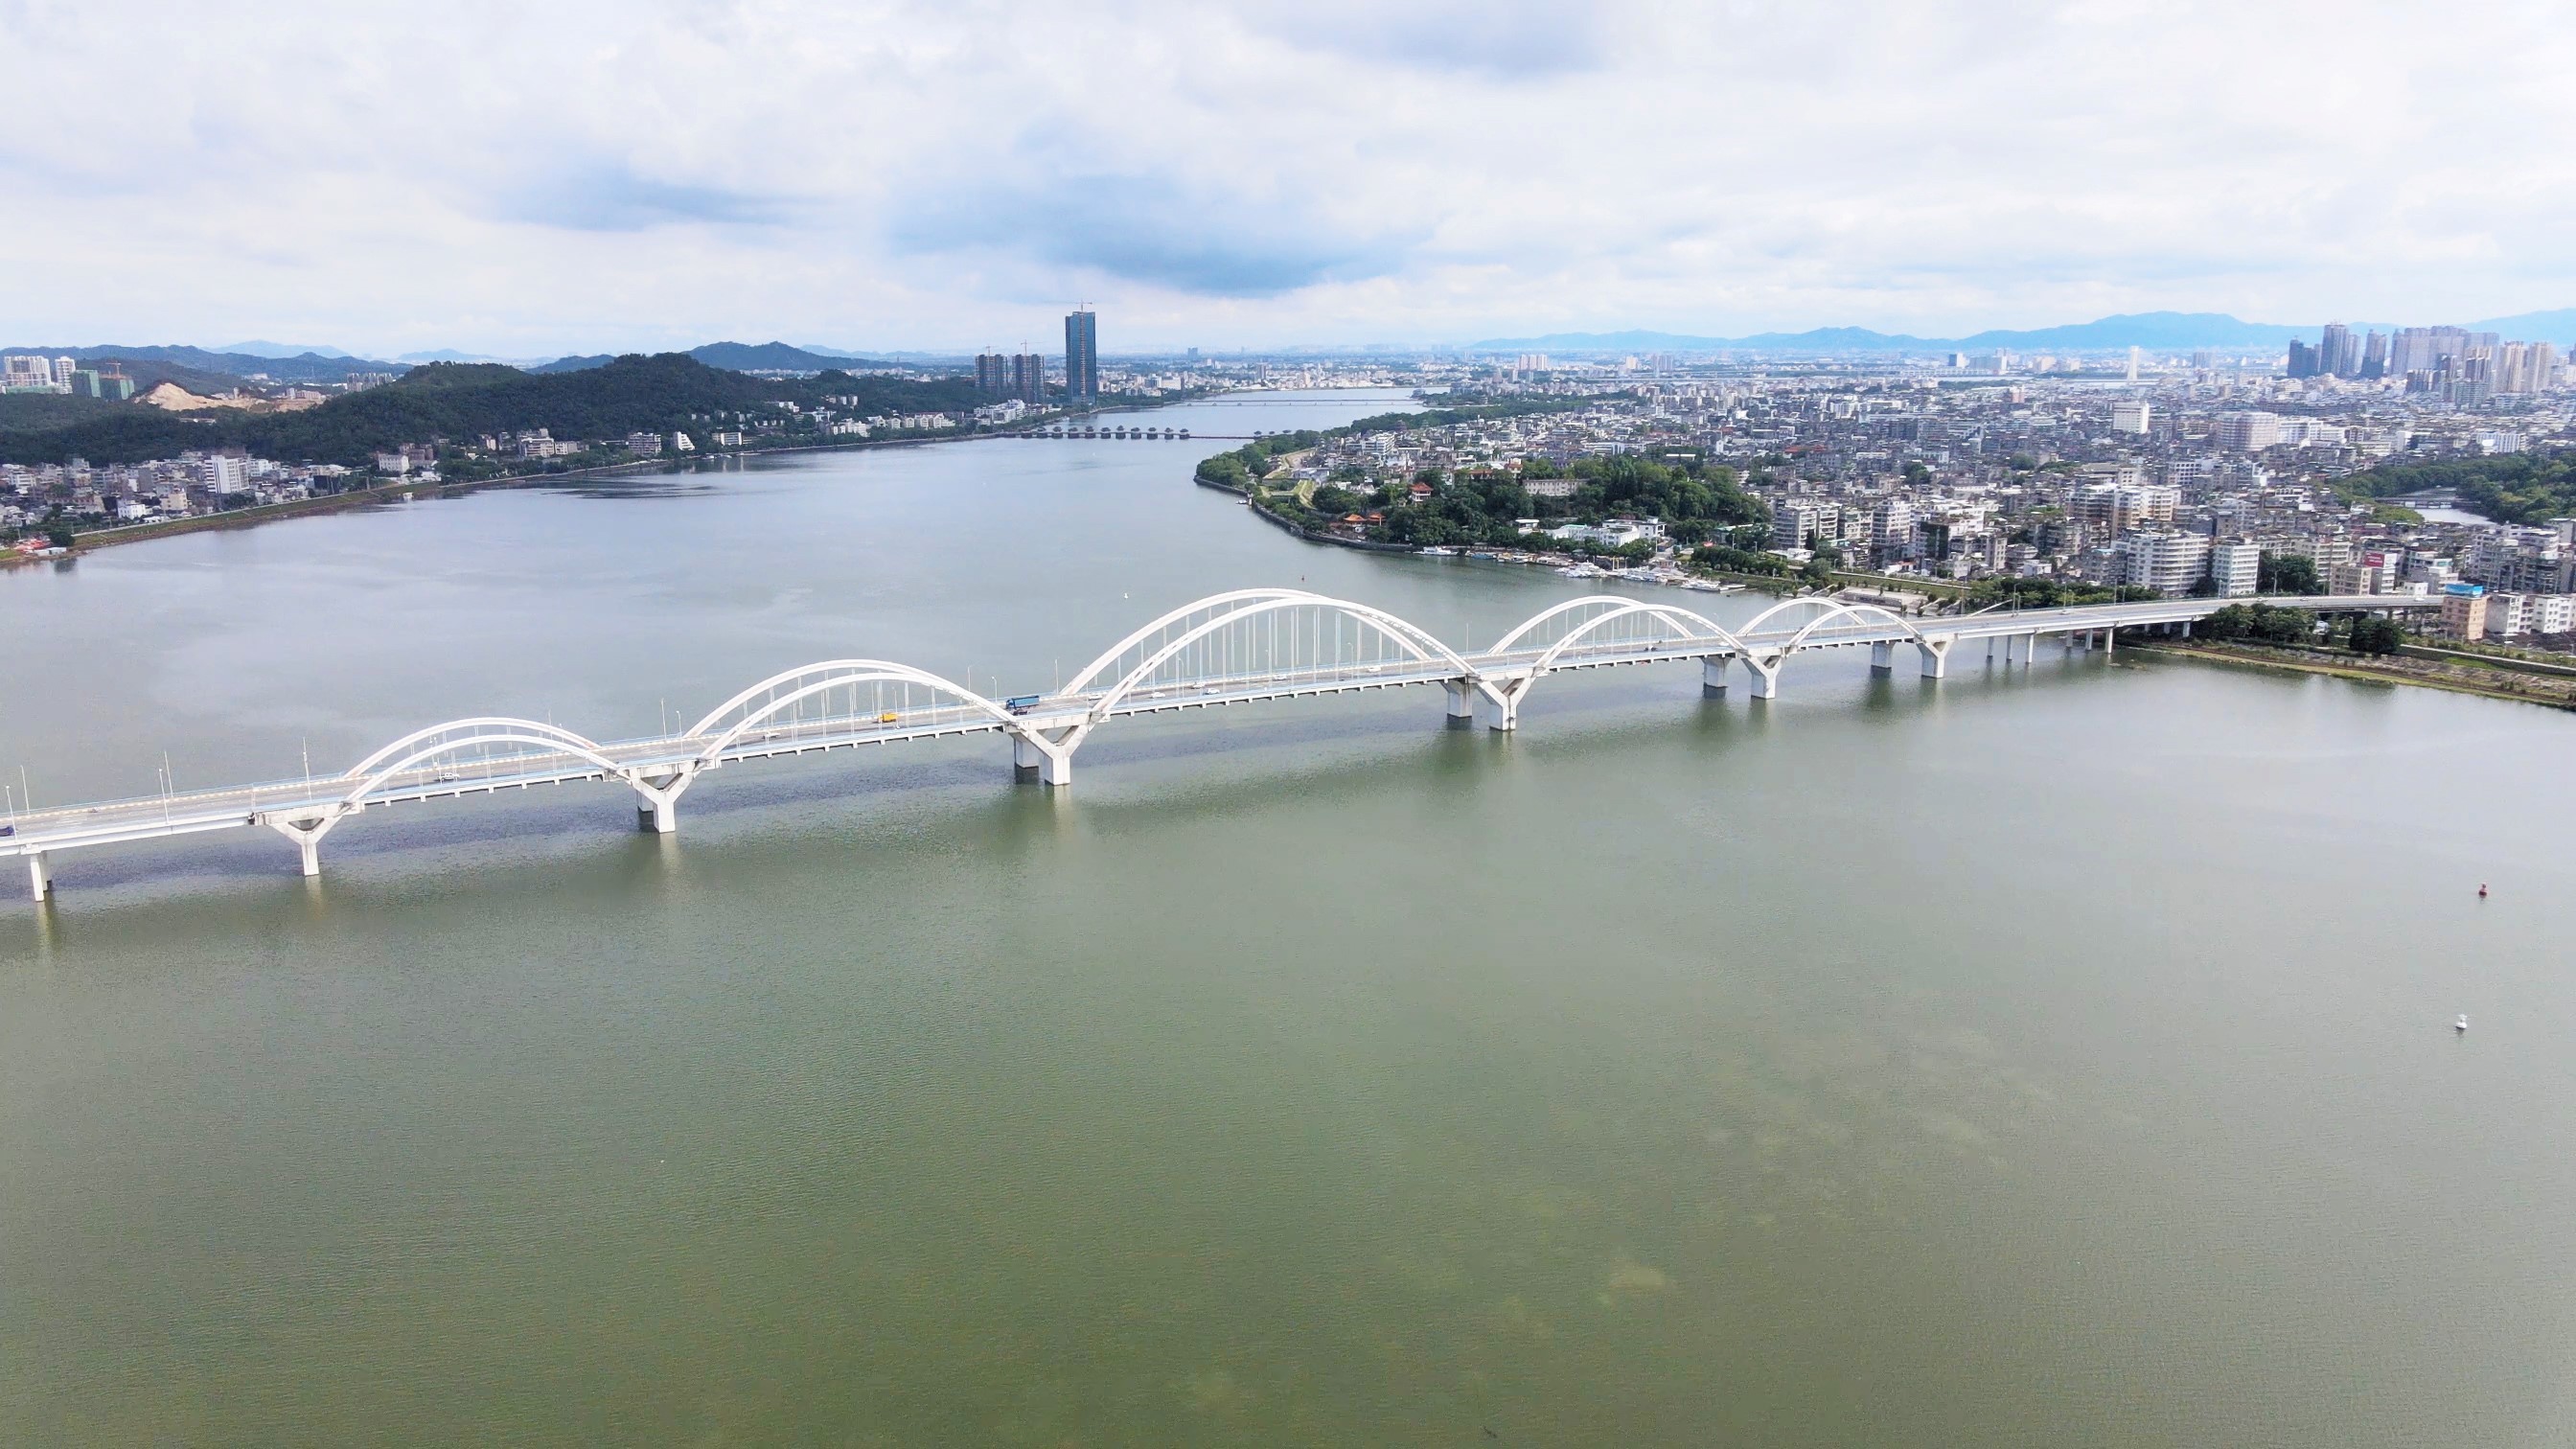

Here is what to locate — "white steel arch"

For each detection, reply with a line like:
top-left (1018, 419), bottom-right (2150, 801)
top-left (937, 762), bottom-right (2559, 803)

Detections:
top-left (1516, 600), bottom-right (1745, 677)
top-left (1082, 592), bottom-right (1480, 724)
top-left (686, 658), bottom-right (1018, 768)
top-left (1770, 601), bottom-right (1928, 657)
top-left (1061, 588), bottom-right (1334, 695)
top-left (339, 716), bottom-right (616, 783)
top-left (1487, 596), bottom-right (1728, 656)
top-left (334, 726), bottom-right (630, 816)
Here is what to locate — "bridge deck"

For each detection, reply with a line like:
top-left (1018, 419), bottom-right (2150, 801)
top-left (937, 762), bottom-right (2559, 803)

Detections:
top-left (3, 593), bottom-right (2429, 883)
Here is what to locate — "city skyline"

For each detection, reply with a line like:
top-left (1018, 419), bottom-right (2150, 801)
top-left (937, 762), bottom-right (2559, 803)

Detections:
top-left (6, 2), bottom-right (2575, 356)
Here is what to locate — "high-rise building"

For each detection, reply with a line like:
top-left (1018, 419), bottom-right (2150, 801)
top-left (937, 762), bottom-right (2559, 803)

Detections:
top-left (975, 352), bottom-right (1011, 394)
top-left (2111, 530), bottom-right (2214, 595)
top-left (2209, 541), bottom-right (2263, 597)
top-left (1010, 352), bottom-right (1046, 402)
top-left (2360, 330), bottom-right (2388, 379)
top-left (2286, 340), bottom-right (2320, 378)
top-left (2388, 326), bottom-right (2500, 379)
top-left (2215, 410), bottom-right (2284, 451)
top-left (2320, 323), bottom-right (2360, 378)
top-left (1064, 309), bottom-right (1098, 404)
top-left (2111, 402), bottom-right (2152, 434)
top-left (2496, 341), bottom-right (2559, 395)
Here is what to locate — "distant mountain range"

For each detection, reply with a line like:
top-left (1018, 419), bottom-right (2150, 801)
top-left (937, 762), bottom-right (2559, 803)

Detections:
top-left (217, 340), bottom-right (358, 359)
top-left (0, 344), bottom-right (410, 387)
top-left (530, 340), bottom-right (896, 374)
top-left (1, 340), bottom-right (917, 386)
top-left (1466, 309), bottom-right (2576, 355)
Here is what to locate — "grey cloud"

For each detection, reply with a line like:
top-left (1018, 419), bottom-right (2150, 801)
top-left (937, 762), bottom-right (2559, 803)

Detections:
top-left (492, 166), bottom-right (795, 232)
top-left (891, 172), bottom-right (1417, 297)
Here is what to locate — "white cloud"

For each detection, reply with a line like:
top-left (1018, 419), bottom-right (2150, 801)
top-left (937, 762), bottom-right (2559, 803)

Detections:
top-left (1, 0), bottom-right (2570, 354)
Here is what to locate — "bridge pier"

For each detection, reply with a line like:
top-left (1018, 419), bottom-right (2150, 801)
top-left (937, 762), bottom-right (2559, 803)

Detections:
top-left (1013, 729), bottom-right (1077, 786)
top-left (1701, 656), bottom-right (1729, 696)
top-left (27, 852), bottom-right (50, 902)
top-left (1869, 641), bottom-right (1895, 673)
top-left (1476, 689), bottom-right (1518, 732)
top-left (1917, 636), bottom-right (1952, 678)
top-left (1444, 679), bottom-right (1479, 726)
top-left (629, 771), bottom-right (688, 835)
top-left (1745, 654), bottom-right (1782, 700)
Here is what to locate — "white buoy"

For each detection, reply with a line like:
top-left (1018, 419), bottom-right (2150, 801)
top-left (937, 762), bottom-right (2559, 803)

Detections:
top-left (2455, 1014), bottom-right (2469, 1033)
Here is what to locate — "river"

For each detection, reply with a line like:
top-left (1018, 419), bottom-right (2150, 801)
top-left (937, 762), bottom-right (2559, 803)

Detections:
top-left (7, 388), bottom-right (2576, 1445)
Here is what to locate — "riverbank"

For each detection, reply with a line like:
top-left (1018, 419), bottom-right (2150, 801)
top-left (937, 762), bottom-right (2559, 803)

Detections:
top-left (17, 403), bottom-right (1219, 563)
top-left (2130, 638), bottom-right (2576, 710)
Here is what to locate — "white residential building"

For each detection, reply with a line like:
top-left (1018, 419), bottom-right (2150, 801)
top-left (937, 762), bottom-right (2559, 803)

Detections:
top-left (2214, 411), bottom-right (2284, 451)
top-left (2111, 530), bottom-right (2213, 595)
top-left (2209, 541), bottom-right (2262, 597)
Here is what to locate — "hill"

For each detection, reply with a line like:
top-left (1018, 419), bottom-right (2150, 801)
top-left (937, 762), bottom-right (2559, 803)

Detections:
top-left (533, 340), bottom-right (895, 375)
top-left (2466, 309), bottom-right (2576, 343)
top-left (0, 343), bottom-right (407, 384)
top-left (0, 353), bottom-right (986, 467)
top-left (217, 340), bottom-right (356, 359)
top-left (0, 393), bottom-right (131, 434)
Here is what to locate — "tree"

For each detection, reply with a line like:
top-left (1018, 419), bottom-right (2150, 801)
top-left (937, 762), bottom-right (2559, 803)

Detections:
top-left (2203, 603), bottom-right (2316, 645)
top-left (2349, 615), bottom-right (2405, 655)
top-left (45, 526), bottom-right (75, 550)
top-left (1310, 485), bottom-right (1364, 517)
top-left (2257, 552), bottom-right (2323, 595)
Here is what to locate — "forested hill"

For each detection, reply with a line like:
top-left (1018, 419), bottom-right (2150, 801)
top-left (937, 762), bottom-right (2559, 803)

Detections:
top-left (533, 341), bottom-right (893, 374)
top-left (0, 354), bottom-right (982, 467)
top-left (2338, 449), bottom-right (2576, 525)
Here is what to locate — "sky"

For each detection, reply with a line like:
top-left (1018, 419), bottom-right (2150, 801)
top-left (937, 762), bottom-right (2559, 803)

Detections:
top-left (4, 0), bottom-right (2572, 356)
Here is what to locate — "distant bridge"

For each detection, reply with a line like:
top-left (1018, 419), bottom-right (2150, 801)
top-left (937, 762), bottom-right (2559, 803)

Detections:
top-left (5, 588), bottom-right (2430, 899)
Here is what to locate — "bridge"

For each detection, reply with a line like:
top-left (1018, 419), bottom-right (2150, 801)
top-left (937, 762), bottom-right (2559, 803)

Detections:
top-left (5, 588), bottom-right (2428, 900)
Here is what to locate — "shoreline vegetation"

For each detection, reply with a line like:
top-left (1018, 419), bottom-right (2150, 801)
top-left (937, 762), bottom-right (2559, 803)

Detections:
top-left (11, 391), bottom-right (1199, 564)
top-left (2130, 637), bottom-right (2576, 711)
top-left (1193, 396), bottom-right (1805, 590)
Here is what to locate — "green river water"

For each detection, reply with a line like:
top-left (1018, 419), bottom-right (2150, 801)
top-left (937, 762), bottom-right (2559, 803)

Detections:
top-left (5, 390), bottom-right (2574, 1445)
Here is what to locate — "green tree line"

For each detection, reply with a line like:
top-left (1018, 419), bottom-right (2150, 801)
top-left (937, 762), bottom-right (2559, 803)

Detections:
top-left (0, 355), bottom-right (986, 468)
top-left (2335, 449), bottom-right (2576, 526)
